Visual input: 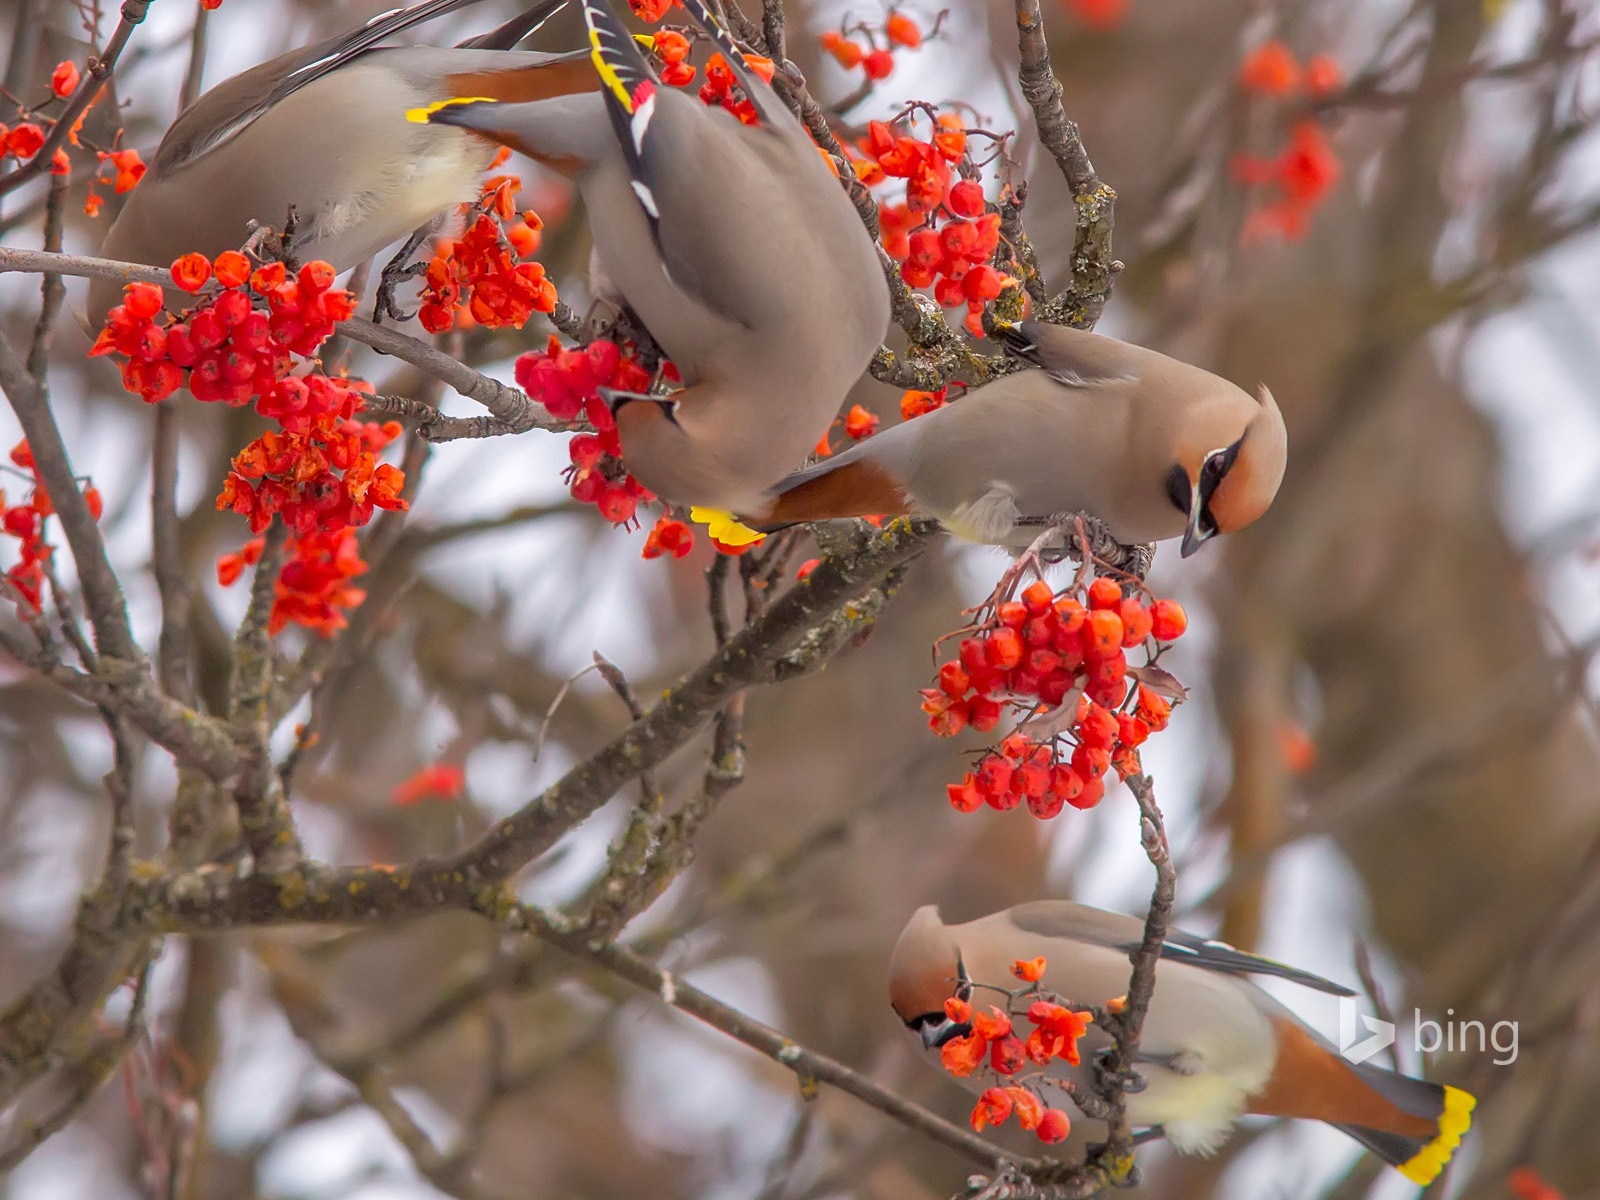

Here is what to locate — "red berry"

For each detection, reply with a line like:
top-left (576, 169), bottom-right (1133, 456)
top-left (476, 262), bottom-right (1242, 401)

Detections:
top-left (969, 696), bottom-right (1002, 731)
top-left (997, 600), bottom-right (1028, 629)
top-left (1083, 610), bottom-right (1123, 657)
top-left (1087, 577), bottom-right (1122, 610)
top-left (1021, 580), bottom-right (1054, 615)
top-left (939, 660), bottom-right (971, 697)
top-left (862, 48), bottom-right (895, 79)
top-left (948, 179), bottom-right (985, 218)
top-left (1068, 776), bottom-right (1104, 811)
top-left (948, 775), bottom-right (983, 812)
top-left (1119, 597), bottom-right (1153, 646)
top-left (985, 628), bottom-right (1024, 671)
top-left (1150, 598), bottom-right (1188, 641)
top-left (1027, 789), bottom-right (1065, 820)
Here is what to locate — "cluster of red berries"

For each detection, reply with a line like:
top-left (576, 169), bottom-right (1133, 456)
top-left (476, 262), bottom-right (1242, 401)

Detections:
top-left (923, 577), bottom-right (1186, 819)
top-left (93, 251), bottom-right (406, 639)
top-left (857, 115), bottom-right (965, 213)
top-left (645, 29), bottom-right (776, 127)
top-left (91, 253), bottom-right (354, 403)
top-left (940, 956), bottom-right (1091, 1145)
top-left (218, 408), bottom-right (407, 537)
top-left (641, 514), bottom-right (695, 559)
top-left (699, 52), bottom-right (776, 125)
top-left (217, 527), bottom-right (372, 636)
top-left (514, 336), bottom-right (658, 527)
top-left (1233, 41), bottom-right (1345, 242)
top-left (418, 169), bottom-right (557, 332)
top-left (818, 11), bottom-right (924, 82)
top-left (857, 118), bottom-right (1015, 336)
top-left (0, 440), bottom-right (100, 613)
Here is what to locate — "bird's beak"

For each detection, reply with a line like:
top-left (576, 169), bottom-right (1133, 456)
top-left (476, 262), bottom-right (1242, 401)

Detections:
top-left (1180, 479), bottom-right (1211, 558)
top-left (918, 1017), bottom-right (971, 1050)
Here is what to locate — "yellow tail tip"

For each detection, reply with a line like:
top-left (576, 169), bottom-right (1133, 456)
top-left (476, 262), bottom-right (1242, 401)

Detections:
top-left (1396, 1086), bottom-right (1476, 1186)
top-left (689, 507), bottom-right (766, 547)
top-left (405, 96), bottom-right (498, 125)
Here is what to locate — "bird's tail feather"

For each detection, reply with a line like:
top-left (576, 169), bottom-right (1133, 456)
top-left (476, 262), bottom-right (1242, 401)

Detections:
top-left (1335, 1074), bottom-right (1475, 1186)
top-left (457, 0), bottom-right (571, 48)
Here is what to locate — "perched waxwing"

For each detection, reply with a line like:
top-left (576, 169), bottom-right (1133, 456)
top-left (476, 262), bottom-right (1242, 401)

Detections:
top-left (413, 0), bottom-right (891, 512)
top-left (889, 903), bottom-right (1475, 1185)
top-left (90, 0), bottom-right (591, 322)
top-left (717, 321), bottom-right (1287, 557)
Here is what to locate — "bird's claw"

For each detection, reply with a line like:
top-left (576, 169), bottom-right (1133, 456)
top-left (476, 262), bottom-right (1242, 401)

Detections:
top-left (372, 258), bottom-right (426, 325)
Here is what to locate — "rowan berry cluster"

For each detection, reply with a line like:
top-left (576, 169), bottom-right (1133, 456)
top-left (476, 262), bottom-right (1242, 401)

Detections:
top-left (0, 440), bottom-right (100, 613)
top-left (1234, 41), bottom-right (1345, 241)
top-left (699, 52), bottom-right (775, 124)
top-left (91, 253), bottom-right (354, 403)
top-left (417, 168), bottom-right (557, 332)
top-left (940, 955), bottom-right (1091, 1145)
top-left (856, 119), bottom-right (1014, 336)
top-left (93, 252), bottom-right (408, 637)
top-left (818, 11), bottom-right (924, 82)
top-left (923, 577), bottom-right (1187, 819)
top-left (217, 527), bottom-right (372, 637)
top-left (513, 336), bottom-right (658, 527)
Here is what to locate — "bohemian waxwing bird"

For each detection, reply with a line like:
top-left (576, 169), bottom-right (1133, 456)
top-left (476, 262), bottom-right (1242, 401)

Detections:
top-left (727, 320), bottom-right (1287, 557)
top-left (413, 0), bottom-right (892, 512)
top-left (889, 903), bottom-right (1475, 1185)
top-left (89, 0), bottom-right (592, 323)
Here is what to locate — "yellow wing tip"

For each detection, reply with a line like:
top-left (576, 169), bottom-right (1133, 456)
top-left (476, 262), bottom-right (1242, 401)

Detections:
top-left (1396, 1086), bottom-right (1476, 1186)
top-left (689, 507), bottom-right (767, 547)
top-left (405, 96), bottom-right (498, 125)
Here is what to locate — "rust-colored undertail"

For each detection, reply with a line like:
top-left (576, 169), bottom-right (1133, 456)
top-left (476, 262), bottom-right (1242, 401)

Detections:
top-left (444, 59), bottom-right (598, 172)
top-left (755, 457), bottom-right (911, 529)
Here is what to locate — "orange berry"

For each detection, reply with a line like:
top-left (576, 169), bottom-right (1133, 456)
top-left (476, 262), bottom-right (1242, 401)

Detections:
top-left (1239, 40), bottom-right (1300, 96)
top-left (1087, 576), bottom-right (1122, 610)
top-left (862, 48), bottom-right (894, 79)
top-left (997, 600), bottom-right (1028, 629)
top-left (1083, 609), bottom-right (1123, 656)
top-left (1011, 956), bottom-right (1046, 983)
top-left (170, 252), bottom-right (211, 292)
top-left (1118, 596), bottom-right (1153, 646)
top-left (985, 628), bottom-right (1024, 670)
top-left (1304, 54), bottom-right (1343, 96)
top-left (1021, 579), bottom-right (1055, 615)
top-left (213, 251), bottom-right (251, 288)
top-left (1068, 775), bottom-right (1104, 810)
top-left (885, 11), bottom-right (922, 48)
top-left (1150, 598), bottom-right (1188, 641)
top-left (1036, 1107), bottom-right (1072, 1143)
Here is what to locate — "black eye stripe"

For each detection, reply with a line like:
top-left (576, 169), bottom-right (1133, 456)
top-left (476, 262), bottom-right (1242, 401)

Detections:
top-left (1166, 464), bottom-right (1191, 514)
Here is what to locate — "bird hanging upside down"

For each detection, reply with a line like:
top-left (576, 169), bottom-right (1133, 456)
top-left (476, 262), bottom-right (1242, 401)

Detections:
top-left (890, 902), bottom-right (1474, 1185)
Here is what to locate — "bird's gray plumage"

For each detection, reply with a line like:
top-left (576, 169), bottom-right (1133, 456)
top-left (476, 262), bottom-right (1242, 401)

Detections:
top-left (422, 0), bottom-right (890, 510)
top-left (91, 0), bottom-right (581, 322)
top-left (758, 320), bottom-right (1285, 553)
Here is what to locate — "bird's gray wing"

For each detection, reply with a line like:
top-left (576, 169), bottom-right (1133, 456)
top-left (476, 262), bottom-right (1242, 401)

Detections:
top-left (1008, 901), bottom-right (1356, 996)
top-left (998, 320), bottom-right (1145, 390)
top-left (158, 0), bottom-right (561, 174)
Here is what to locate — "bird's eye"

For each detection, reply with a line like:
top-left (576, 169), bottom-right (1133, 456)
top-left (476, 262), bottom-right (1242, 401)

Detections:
top-left (1165, 463), bottom-right (1191, 514)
